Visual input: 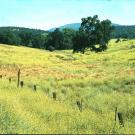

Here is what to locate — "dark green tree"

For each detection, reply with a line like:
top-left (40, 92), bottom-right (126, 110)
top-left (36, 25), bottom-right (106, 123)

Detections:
top-left (46, 28), bottom-right (64, 50)
top-left (62, 28), bottom-right (76, 49)
top-left (72, 31), bottom-right (88, 53)
top-left (73, 15), bottom-right (113, 53)
top-left (32, 34), bottom-right (46, 49)
top-left (0, 30), bottom-right (21, 45)
top-left (18, 31), bottom-right (33, 46)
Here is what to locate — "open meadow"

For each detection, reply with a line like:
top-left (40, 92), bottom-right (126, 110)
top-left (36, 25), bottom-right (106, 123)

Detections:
top-left (0, 39), bottom-right (135, 134)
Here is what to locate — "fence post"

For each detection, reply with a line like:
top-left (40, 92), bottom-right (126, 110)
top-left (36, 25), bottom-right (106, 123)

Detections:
top-left (17, 69), bottom-right (20, 88)
top-left (53, 92), bottom-right (56, 100)
top-left (20, 81), bottom-right (24, 88)
top-left (9, 78), bottom-right (11, 83)
top-left (76, 99), bottom-right (82, 112)
top-left (115, 107), bottom-right (117, 122)
top-left (33, 85), bottom-right (37, 91)
top-left (118, 112), bottom-right (124, 127)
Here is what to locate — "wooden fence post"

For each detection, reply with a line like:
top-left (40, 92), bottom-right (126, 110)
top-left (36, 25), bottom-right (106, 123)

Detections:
top-left (118, 112), bottom-right (124, 127)
top-left (53, 92), bottom-right (56, 100)
top-left (17, 69), bottom-right (20, 88)
top-left (115, 107), bottom-right (117, 122)
top-left (76, 99), bottom-right (82, 112)
top-left (9, 78), bottom-right (11, 83)
top-left (20, 81), bottom-right (24, 88)
top-left (33, 85), bottom-right (37, 91)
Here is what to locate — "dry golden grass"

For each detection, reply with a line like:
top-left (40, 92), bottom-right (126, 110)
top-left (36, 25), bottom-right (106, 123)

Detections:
top-left (0, 39), bottom-right (135, 134)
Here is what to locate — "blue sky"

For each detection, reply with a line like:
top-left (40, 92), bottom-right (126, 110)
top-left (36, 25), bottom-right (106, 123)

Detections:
top-left (0, 0), bottom-right (135, 30)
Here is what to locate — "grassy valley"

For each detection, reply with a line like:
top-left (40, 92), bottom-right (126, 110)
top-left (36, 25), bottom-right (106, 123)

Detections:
top-left (0, 39), bottom-right (135, 134)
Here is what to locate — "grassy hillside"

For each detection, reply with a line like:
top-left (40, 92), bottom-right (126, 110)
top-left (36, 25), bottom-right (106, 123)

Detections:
top-left (0, 39), bottom-right (135, 134)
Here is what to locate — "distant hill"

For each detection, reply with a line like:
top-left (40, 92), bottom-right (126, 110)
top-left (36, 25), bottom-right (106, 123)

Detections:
top-left (0, 26), bottom-right (48, 48)
top-left (49, 23), bottom-right (120, 31)
top-left (1, 23), bottom-right (135, 40)
top-left (49, 23), bottom-right (135, 39)
top-left (0, 26), bottom-right (48, 35)
top-left (49, 23), bottom-right (81, 31)
top-left (112, 25), bottom-right (135, 38)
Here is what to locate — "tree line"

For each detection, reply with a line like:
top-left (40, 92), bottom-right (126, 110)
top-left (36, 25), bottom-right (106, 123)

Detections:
top-left (0, 26), bottom-right (76, 51)
top-left (112, 25), bottom-right (135, 39)
top-left (0, 15), bottom-right (118, 53)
